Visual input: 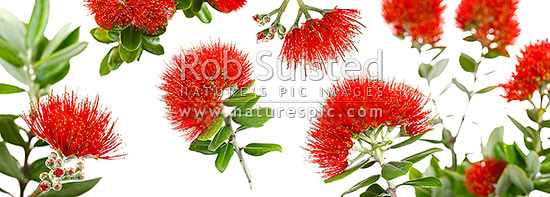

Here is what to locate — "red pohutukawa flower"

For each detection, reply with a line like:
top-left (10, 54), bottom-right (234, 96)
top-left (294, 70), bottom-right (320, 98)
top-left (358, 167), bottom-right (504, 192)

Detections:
top-left (160, 41), bottom-right (253, 141)
top-left (499, 40), bottom-right (550, 101)
top-left (382, 0), bottom-right (446, 46)
top-left (207, 0), bottom-right (247, 13)
top-left (21, 91), bottom-right (125, 160)
top-left (456, 0), bottom-right (520, 54)
top-left (306, 79), bottom-right (433, 178)
top-left (281, 8), bottom-right (363, 70)
top-left (464, 157), bottom-right (507, 196)
top-left (85, 0), bottom-right (176, 34)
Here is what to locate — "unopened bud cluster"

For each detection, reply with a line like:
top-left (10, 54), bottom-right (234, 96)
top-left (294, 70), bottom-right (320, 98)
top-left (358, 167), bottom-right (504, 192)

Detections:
top-left (252, 14), bottom-right (271, 26)
top-left (39, 152), bottom-right (86, 193)
top-left (256, 23), bottom-right (287, 43)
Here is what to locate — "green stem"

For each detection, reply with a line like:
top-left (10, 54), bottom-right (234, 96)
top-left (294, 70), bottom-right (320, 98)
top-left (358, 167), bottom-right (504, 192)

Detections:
top-left (27, 187), bottom-right (40, 197)
top-left (272, 0), bottom-right (290, 24)
top-left (225, 116), bottom-right (253, 189)
top-left (305, 5), bottom-right (326, 15)
top-left (296, 0), bottom-right (312, 19)
top-left (374, 149), bottom-right (397, 197)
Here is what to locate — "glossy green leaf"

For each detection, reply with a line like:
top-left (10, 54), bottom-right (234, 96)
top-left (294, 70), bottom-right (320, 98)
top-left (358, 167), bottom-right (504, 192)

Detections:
top-left (35, 62), bottom-right (69, 87)
top-left (197, 115), bottom-right (224, 140)
top-left (26, 0), bottom-right (50, 49)
top-left (120, 26), bottom-right (142, 51)
top-left (176, 0), bottom-right (192, 10)
top-left (90, 27), bottom-right (119, 44)
top-left (459, 53), bottom-right (477, 73)
top-left (0, 38), bottom-right (24, 67)
top-left (183, 9), bottom-right (195, 18)
top-left (109, 47), bottom-right (123, 70)
top-left (41, 177), bottom-right (101, 197)
top-left (118, 45), bottom-right (142, 63)
top-left (325, 159), bottom-right (371, 183)
top-left (224, 93), bottom-right (256, 107)
top-left (243, 143), bottom-right (282, 156)
top-left (27, 157), bottom-right (48, 182)
top-left (476, 85), bottom-right (496, 94)
top-left (390, 132), bottom-right (427, 149)
top-left (229, 81), bottom-right (255, 99)
top-left (409, 167), bottom-right (422, 180)
top-left (534, 176), bottom-right (550, 192)
top-left (142, 36), bottom-right (164, 55)
top-left (341, 175), bottom-right (380, 197)
top-left (427, 58), bottom-right (448, 80)
top-left (236, 95), bottom-right (260, 112)
top-left (189, 140), bottom-right (218, 155)
top-left (0, 187), bottom-right (11, 196)
top-left (359, 184), bottom-right (385, 197)
top-left (232, 107), bottom-right (272, 126)
top-left (40, 23), bottom-right (71, 59)
top-left (99, 47), bottom-right (117, 76)
top-left (0, 83), bottom-right (24, 94)
top-left (54, 27), bottom-right (80, 52)
top-left (191, 0), bottom-right (203, 12)
top-left (196, 4), bottom-right (212, 24)
top-left (208, 126), bottom-right (232, 151)
top-left (33, 139), bottom-right (49, 147)
top-left (402, 148), bottom-right (443, 163)
top-left (399, 177), bottom-right (442, 189)
top-left (0, 142), bottom-right (25, 181)
top-left (381, 161), bottom-right (412, 180)
top-left (0, 9), bottom-right (26, 52)
top-left (0, 117), bottom-right (27, 147)
top-left (34, 42), bottom-right (86, 71)
top-left (541, 156), bottom-right (550, 174)
top-left (215, 143), bottom-right (234, 173)
top-left (463, 35), bottom-right (477, 42)
top-left (482, 126), bottom-right (504, 157)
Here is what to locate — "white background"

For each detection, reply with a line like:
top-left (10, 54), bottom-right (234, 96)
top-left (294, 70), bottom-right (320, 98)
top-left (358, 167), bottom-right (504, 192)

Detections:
top-left (1, 0), bottom-right (550, 196)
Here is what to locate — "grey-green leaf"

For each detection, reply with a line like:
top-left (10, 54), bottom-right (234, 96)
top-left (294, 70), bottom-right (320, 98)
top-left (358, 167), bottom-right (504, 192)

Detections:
top-left (506, 165), bottom-right (534, 194)
top-left (40, 23), bottom-right (71, 59)
top-left (243, 143), bottom-right (282, 156)
top-left (325, 159), bottom-right (371, 183)
top-left (390, 132), bottom-right (427, 149)
top-left (476, 85), bottom-right (496, 94)
top-left (526, 151), bottom-right (540, 178)
top-left (482, 126), bottom-right (504, 157)
top-left (402, 148), bottom-right (443, 163)
top-left (341, 175), bottom-right (380, 197)
top-left (26, 0), bottom-right (50, 49)
top-left (381, 161), bottom-right (413, 180)
top-left (40, 177), bottom-right (101, 197)
top-left (427, 58), bottom-right (448, 80)
top-left (215, 143), bottom-right (234, 173)
top-left (34, 42), bottom-right (87, 71)
top-left (0, 142), bottom-right (25, 182)
top-left (452, 78), bottom-right (470, 95)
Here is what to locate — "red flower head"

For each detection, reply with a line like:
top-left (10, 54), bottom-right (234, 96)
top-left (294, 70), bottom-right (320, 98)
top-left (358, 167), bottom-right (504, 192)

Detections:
top-left (21, 91), bottom-right (125, 160)
top-left (207, 0), bottom-right (247, 13)
top-left (464, 157), bottom-right (507, 196)
top-left (456, 0), bottom-right (520, 54)
top-left (382, 0), bottom-right (446, 46)
top-left (85, 0), bottom-right (176, 34)
top-left (499, 40), bottom-right (550, 101)
top-left (281, 8), bottom-right (363, 71)
top-left (306, 79), bottom-right (433, 178)
top-left (160, 41), bottom-right (253, 141)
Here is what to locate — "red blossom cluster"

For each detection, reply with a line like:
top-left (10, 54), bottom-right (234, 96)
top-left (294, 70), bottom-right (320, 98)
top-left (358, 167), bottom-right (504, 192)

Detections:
top-left (306, 79), bottom-right (433, 178)
top-left (382, 0), bottom-right (446, 46)
top-left (281, 8), bottom-right (363, 71)
top-left (22, 91), bottom-right (125, 160)
top-left (456, 0), bottom-right (520, 54)
top-left (85, 0), bottom-right (176, 34)
top-left (499, 40), bottom-right (550, 101)
top-left (160, 42), bottom-right (253, 141)
top-left (464, 157), bottom-right (507, 196)
top-left (207, 0), bottom-right (247, 13)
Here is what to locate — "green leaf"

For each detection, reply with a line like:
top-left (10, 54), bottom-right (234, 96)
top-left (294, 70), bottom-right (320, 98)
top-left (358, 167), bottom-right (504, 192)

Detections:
top-left (324, 159), bottom-right (371, 183)
top-left (34, 62), bottom-right (69, 87)
top-left (0, 9), bottom-right (27, 52)
top-left (359, 184), bottom-right (385, 197)
top-left (440, 81), bottom-right (452, 95)
top-left (442, 128), bottom-right (453, 149)
top-left (41, 177), bottom-right (101, 197)
top-left (427, 58), bottom-right (448, 80)
top-left (232, 107), bottom-right (272, 126)
top-left (224, 93), bottom-right (256, 107)
top-left (463, 35), bottom-right (477, 42)
top-left (534, 176), bottom-right (550, 193)
top-left (229, 81), bottom-right (255, 99)
top-left (191, 0), bottom-right (203, 12)
top-left (0, 117), bottom-right (27, 147)
top-left (484, 49), bottom-right (503, 59)
top-left (390, 132), bottom-right (427, 149)
top-left (208, 126), bottom-right (232, 151)
top-left (142, 36), bottom-right (164, 55)
top-left (541, 120), bottom-right (550, 128)
top-left (90, 27), bottom-right (119, 44)
top-left (476, 85), bottom-right (496, 94)
top-left (189, 140), bottom-right (218, 155)
top-left (409, 167), bottom-right (422, 180)
top-left (54, 27), bottom-right (80, 52)
top-left (381, 161), bottom-right (413, 180)
top-left (452, 78), bottom-right (470, 96)
top-left (508, 115), bottom-right (533, 139)
top-left (541, 156), bottom-right (550, 174)
top-left (215, 143), bottom-right (234, 173)
top-left (33, 139), bottom-right (49, 147)
top-left (40, 23), bottom-right (71, 59)
top-left (197, 115), bottom-right (224, 140)
top-left (0, 187), bottom-right (12, 196)
top-left (418, 63), bottom-right (431, 79)
top-left (506, 165), bottom-right (534, 194)
top-left (0, 38), bottom-right (24, 67)
top-left (482, 126), bottom-right (504, 157)
top-left (120, 26), bottom-right (142, 51)
top-left (399, 177), bottom-right (442, 189)
top-left (236, 95), bottom-right (260, 112)
top-left (243, 143), bottom-right (282, 156)
top-left (459, 53), bottom-right (477, 73)
top-left (402, 148), bottom-right (443, 163)
top-left (341, 175), bottom-right (380, 197)
top-left (0, 83), bottom-right (25, 94)
top-left (100, 47), bottom-right (117, 76)
top-left (26, 0), bottom-right (50, 49)
top-left (183, 9), bottom-right (195, 18)
top-left (0, 142), bottom-right (25, 181)
top-left (34, 42), bottom-right (87, 71)
top-left (118, 45), bottom-right (142, 63)
top-left (525, 151), bottom-right (540, 177)
top-left (176, 0), bottom-right (193, 10)
top-left (27, 157), bottom-right (48, 182)
top-left (196, 4), bottom-right (212, 24)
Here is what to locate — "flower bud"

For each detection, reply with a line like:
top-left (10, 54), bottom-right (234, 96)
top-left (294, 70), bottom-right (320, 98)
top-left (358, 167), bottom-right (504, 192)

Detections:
top-left (54, 158), bottom-right (63, 167)
top-left (65, 167), bottom-right (76, 176)
top-left (256, 32), bottom-right (265, 41)
top-left (53, 168), bottom-right (65, 178)
top-left (48, 152), bottom-right (58, 159)
top-left (52, 181), bottom-right (62, 191)
top-left (252, 14), bottom-right (261, 23)
top-left (73, 171), bottom-right (85, 180)
top-left (39, 172), bottom-right (49, 181)
top-left (39, 181), bottom-right (51, 192)
top-left (267, 33), bottom-right (275, 40)
top-left (263, 16), bottom-right (270, 23)
top-left (76, 162), bottom-right (84, 171)
top-left (278, 33), bottom-right (285, 40)
top-left (45, 158), bottom-right (55, 169)
top-left (258, 21), bottom-right (265, 27)
top-left (279, 25), bottom-right (287, 35)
